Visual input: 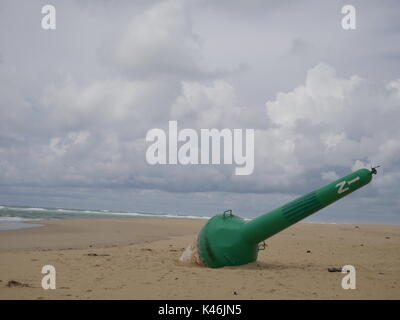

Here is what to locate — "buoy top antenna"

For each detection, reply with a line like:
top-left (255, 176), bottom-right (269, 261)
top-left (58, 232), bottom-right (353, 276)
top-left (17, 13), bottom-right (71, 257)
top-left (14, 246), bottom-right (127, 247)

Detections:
top-left (371, 166), bottom-right (380, 175)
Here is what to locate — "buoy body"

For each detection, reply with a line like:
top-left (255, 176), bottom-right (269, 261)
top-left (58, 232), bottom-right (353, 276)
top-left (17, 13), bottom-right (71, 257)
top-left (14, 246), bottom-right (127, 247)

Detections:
top-left (197, 168), bottom-right (374, 268)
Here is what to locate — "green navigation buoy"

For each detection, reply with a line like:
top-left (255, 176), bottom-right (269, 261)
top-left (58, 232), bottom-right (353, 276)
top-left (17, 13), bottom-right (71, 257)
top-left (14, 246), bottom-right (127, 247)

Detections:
top-left (183, 168), bottom-right (378, 268)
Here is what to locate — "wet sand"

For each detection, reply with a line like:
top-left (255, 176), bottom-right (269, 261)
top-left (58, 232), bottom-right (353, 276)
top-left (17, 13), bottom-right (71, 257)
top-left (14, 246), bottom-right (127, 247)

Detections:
top-left (0, 218), bottom-right (399, 299)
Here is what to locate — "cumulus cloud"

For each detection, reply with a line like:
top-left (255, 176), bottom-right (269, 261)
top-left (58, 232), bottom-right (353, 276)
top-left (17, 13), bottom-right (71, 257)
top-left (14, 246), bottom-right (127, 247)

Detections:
top-left (259, 63), bottom-right (400, 184)
top-left (4, 62), bottom-right (399, 197)
top-left (112, 0), bottom-right (206, 78)
top-left (267, 63), bottom-right (362, 127)
top-left (41, 76), bottom-right (179, 136)
top-left (170, 80), bottom-right (242, 128)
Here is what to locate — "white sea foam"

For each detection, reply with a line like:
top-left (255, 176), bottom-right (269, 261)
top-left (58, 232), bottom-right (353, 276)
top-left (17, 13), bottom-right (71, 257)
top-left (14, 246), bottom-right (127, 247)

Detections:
top-left (179, 238), bottom-right (204, 266)
top-left (0, 204), bottom-right (211, 221)
top-left (15, 207), bottom-right (50, 212)
top-left (105, 211), bottom-right (210, 219)
top-left (0, 216), bottom-right (42, 222)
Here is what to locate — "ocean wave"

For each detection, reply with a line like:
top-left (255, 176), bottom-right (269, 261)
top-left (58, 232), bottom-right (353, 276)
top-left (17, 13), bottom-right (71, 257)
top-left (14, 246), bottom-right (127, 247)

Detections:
top-left (0, 216), bottom-right (43, 222)
top-left (101, 211), bottom-right (209, 219)
top-left (83, 210), bottom-right (106, 214)
top-left (1, 206), bottom-right (51, 212)
top-left (0, 205), bottom-right (210, 221)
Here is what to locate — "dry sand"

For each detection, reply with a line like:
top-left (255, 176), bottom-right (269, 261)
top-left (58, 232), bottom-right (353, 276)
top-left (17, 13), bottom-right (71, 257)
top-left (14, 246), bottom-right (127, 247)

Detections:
top-left (0, 218), bottom-right (399, 299)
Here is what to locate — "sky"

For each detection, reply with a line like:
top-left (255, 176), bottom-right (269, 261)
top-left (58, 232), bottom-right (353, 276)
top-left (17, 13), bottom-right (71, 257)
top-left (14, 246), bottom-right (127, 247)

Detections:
top-left (0, 0), bottom-right (399, 223)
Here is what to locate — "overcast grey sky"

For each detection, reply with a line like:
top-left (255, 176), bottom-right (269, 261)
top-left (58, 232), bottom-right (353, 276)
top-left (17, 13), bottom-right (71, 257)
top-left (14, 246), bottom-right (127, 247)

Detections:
top-left (1, 0), bottom-right (399, 223)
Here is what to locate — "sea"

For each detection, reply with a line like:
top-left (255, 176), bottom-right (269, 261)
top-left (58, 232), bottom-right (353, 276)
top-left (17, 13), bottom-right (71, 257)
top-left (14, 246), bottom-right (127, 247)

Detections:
top-left (0, 205), bottom-right (210, 230)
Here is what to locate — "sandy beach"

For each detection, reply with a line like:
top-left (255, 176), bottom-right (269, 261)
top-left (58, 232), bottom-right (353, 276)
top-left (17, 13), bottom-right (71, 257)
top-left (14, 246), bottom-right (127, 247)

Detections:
top-left (0, 218), bottom-right (399, 300)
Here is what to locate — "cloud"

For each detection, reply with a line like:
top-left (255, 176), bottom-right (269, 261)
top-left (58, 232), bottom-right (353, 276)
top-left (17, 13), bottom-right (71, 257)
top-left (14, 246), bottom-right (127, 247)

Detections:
top-left (387, 79), bottom-right (400, 98)
top-left (112, 0), bottom-right (206, 78)
top-left (255, 63), bottom-right (400, 200)
top-left (41, 76), bottom-right (179, 136)
top-left (4, 62), bottom-right (398, 199)
top-left (170, 80), bottom-right (242, 128)
top-left (321, 171), bottom-right (340, 181)
top-left (0, 0), bottom-right (399, 222)
top-left (266, 63), bottom-right (362, 128)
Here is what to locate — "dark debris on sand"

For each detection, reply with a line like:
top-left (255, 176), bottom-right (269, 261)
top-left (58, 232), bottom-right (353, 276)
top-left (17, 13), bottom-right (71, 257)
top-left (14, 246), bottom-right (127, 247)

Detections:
top-left (327, 267), bottom-right (342, 272)
top-left (7, 280), bottom-right (31, 288)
